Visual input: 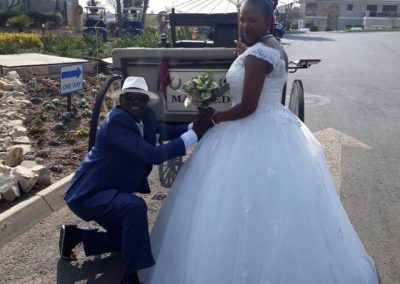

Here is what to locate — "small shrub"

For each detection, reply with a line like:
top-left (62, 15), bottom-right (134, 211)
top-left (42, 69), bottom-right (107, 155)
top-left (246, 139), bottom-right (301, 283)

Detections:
top-left (53, 122), bottom-right (65, 131)
top-left (112, 30), bottom-right (159, 48)
top-left (64, 133), bottom-right (77, 144)
top-left (76, 129), bottom-right (89, 136)
top-left (78, 98), bottom-right (90, 109)
top-left (7, 15), bottom-right (32, 32)
top-left (0, 10), bottom-right (21, 27)
top-left (28, 124), bottom-right (46, 134)
top-left (0, 33), bottom-right (43, 54)
top-left (44, 101), bottom-right (56, 110)
top-left (31, 117), bottom-right (44, 125)
top-left (81, 108), bottom-right (93, 118)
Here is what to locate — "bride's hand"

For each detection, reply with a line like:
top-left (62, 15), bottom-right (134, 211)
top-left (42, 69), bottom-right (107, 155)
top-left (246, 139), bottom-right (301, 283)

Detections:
top-left (234, 40), bottom-right (247, 56)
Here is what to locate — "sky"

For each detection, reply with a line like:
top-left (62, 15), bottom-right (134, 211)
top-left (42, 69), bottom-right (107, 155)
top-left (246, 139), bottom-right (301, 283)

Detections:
top-left (79, 0), bottom-right (177, 13)
top-left (79, 0), bottom-right (293, 14)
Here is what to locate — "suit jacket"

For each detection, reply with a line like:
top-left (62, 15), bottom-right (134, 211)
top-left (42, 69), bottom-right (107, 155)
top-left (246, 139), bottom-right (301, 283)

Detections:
top-left (64, 106), bottom-right (188, 220)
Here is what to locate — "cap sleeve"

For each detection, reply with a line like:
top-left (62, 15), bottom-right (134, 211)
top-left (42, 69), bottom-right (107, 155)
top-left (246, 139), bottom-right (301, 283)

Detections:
top-left (245, 42), bottom-right (281, 68)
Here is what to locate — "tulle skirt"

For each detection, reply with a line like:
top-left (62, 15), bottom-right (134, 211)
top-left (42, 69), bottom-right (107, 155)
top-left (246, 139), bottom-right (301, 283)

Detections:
top-left (140, 106), bottom-right (379, 284)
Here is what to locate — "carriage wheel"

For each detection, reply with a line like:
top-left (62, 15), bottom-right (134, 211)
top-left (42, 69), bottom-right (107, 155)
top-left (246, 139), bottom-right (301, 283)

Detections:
top-left (89, 75), bottom-right (122, 151)
top-left (288, 79), bottom-right (305, 122)
top-left (158, 140), bottom-right (183, 188)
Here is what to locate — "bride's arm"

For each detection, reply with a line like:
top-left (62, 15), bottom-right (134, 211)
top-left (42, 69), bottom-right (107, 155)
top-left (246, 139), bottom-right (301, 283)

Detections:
top-left (212, 55), bottom-right (273, 124)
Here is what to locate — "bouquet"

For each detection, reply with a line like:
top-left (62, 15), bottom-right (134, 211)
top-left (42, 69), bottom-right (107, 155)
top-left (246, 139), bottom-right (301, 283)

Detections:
top-left (180, 72), bottom-right (229, 108)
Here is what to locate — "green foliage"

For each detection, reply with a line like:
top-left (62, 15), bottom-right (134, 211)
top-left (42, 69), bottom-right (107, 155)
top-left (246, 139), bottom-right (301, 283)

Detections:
top-left (7, 15), bottom-right (32, 32)
top-left (76, 129), bottom-right (89, 136)
top-left (27, 11), bottom-right (62, 28)
top-left (112, 29), bottom-right (159, 48)
top-left (54, 34), bottom-right (86, 57)
top-left (82, 108), bottom-right (93, 118)
top-left (83, 33), bottom-right (108, 57)
top-left (0, 33), bottom-right (42, 54)
top-left (0, 9), bottom-right (21, 27)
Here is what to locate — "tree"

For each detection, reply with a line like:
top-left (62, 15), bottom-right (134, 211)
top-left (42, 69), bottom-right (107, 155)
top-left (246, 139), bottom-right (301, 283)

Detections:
top-left (7, 14), bottom-right (32, 32)
top-left (388, 12), bottom-right (399, 29)
top-left (286, 6), bottom-right (302, 29)
top-left (86, 0), bottom-right (100, 6)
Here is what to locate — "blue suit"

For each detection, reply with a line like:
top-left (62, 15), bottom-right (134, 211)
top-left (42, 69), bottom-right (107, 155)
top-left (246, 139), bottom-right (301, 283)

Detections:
top-left (64, 106), bottom-right (188, 273)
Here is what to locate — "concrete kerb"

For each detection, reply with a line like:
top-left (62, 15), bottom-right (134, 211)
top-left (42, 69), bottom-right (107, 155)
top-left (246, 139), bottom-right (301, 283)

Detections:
top-left (0, 173), bottom-right (73, 246)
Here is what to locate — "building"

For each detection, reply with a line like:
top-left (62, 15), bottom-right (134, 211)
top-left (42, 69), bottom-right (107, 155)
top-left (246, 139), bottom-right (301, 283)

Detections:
top-left (0, 0), bottom-right (79, 14)
top-left (0, 0), bottom-right (81, 28)
top-left (299, 0), bottom-right (400, 30)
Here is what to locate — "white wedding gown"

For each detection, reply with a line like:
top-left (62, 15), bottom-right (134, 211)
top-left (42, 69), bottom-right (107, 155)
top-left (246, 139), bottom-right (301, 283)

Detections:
top-left (140, 43), bottom-right (379, 284)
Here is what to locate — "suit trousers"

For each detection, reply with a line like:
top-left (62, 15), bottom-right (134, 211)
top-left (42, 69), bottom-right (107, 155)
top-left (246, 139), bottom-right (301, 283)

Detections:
top-left (70, 192), bottom-right (155, 273)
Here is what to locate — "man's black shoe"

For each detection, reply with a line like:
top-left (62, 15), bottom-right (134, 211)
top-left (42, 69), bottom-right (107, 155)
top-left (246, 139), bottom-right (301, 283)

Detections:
top-left (59, 224), bottom-right (82, 261)
top-left (121, 272), bottom-right (141, 284)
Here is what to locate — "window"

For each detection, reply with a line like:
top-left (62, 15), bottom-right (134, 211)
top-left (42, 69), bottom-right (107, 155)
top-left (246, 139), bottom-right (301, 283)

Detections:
top-left (366, 5), bottom-right (378, 16)
top-left (347, 4), bottom-right (353, 11)
top-left (382, 5), bottom-right (398, 13)
top-left (366, 5), bottom-right (378, 12)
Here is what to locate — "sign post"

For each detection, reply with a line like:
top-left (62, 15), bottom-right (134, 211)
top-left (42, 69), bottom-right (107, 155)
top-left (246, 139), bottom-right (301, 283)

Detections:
top-left (60, 64), bottom-right (83, 112)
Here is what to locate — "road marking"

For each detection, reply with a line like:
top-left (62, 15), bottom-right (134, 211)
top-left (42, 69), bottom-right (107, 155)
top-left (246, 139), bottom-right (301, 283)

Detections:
top-left (305, 94), bottom-right (330, 107)
top-left (314, 128), bottom-right (371, 197)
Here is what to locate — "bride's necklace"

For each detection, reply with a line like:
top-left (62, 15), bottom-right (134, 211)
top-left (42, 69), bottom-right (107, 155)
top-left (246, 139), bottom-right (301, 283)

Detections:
top-left (259, 34), bottom-right (274, 42)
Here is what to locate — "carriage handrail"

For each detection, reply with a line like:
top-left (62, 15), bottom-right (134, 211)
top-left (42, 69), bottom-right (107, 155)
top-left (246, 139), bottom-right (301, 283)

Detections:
top-left (288, 59), bottom-right (321, 73)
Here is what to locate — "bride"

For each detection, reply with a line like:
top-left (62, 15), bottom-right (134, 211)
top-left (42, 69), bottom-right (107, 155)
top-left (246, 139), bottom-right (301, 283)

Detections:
top-left (140, 0), bottom-right (380, 283)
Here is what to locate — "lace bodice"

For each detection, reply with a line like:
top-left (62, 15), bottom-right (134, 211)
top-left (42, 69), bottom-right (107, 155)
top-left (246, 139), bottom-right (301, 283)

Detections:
top-left (226, 42), bottom-right (287, 112)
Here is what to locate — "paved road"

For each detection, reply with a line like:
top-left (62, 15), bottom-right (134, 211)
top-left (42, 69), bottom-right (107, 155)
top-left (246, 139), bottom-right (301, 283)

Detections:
top-left (1, 31), bottom-right (399, 283)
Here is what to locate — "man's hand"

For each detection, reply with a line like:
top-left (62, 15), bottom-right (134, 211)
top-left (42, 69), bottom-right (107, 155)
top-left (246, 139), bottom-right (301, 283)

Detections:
top-left (192, 108), bottom-right (215, 139)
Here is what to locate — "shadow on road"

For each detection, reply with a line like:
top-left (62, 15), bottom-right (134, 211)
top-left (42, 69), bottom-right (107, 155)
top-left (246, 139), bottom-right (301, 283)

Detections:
top-left (284, 34), bottom-right (334, 42)
top-left (56, 253), bottom-right (123, 283)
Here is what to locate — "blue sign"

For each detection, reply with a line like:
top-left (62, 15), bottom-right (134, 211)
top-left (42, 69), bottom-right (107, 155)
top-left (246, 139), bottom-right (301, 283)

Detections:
top-left (60, 64), bottom-right (83, 95)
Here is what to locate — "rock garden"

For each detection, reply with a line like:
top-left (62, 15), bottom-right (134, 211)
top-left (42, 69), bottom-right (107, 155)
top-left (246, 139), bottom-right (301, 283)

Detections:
top-left (0, 70), bottom-right (106, 213)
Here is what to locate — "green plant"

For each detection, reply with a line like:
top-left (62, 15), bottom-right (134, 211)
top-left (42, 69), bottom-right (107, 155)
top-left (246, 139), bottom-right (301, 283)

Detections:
top-left (82, 108), bottom-right (93, 118)
top-left (64, 133), bottom-right (77, 144)
top-left (53, 122), bottom-right (65, 131)
top-left (0, 39), bottom-right (20, 54)
top-left (7, 15), bottom-right (32, 32)
top-left (112, 29), bottom-right (159, 48)
top-left (43, 101), bottom-right (56, 110)
top-left (76, 129), bottom-right (89, 136)
top-left (28, 124), bottom-right (46, 134)
top-left (0, 10), bottom-right (21, 27)
top-left (78, 98), bottom-right (90, 109)
top-left (31, 117), bottom-right (44, 125)
top-left (0, 32), bottom-right (43, 54)
top-left (83, 33), bottom-right (105, 57)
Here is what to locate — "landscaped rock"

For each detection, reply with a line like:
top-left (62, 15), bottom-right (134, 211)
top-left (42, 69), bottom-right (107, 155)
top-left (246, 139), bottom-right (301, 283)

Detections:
top-left (12, 126), bottom-right (28, 138)
top-left (4, 145), bottom-right (24, 167)
top-left (18, 144), bottom-right (32, 155)
top-left (0, 79), bottom-right (14, 91)
top-left (7, 91), bottom-right (26, 98)
top-left (6, 119), bottom-right (23, 128)
top-left (12, 165), bottom-right (39, 193)
top-left (20, 160), bottom-right (38, 169)
top-left (31, 165), bottom-right (51, 186)
top-left (0, 172), bottom-right (20, 201)
top-left (0, 163), bottom-right (12, 174)
top-left (12, 136), bottom-right (30, 144)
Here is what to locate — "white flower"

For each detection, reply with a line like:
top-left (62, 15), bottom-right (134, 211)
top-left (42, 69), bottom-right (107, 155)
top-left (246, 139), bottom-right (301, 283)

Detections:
top-left (184, 96), bottom-right (192, 107)
top-left (210, 82), bottom-right (218, 89)
top-left (201, 92), bottom-right (211, 100)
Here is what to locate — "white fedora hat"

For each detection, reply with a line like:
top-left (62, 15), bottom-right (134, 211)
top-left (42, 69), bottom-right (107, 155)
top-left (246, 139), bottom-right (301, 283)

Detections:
top-left (112, 76), bottom-right (160, 105)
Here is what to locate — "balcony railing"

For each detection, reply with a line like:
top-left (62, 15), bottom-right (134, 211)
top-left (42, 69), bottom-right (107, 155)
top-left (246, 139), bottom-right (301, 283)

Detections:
top-left (364, 11), bottom-right (400, 17)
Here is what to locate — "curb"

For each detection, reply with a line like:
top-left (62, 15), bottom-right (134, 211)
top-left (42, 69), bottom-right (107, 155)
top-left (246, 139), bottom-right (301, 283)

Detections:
top-left (0, 173), bottom-right (73, 246)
